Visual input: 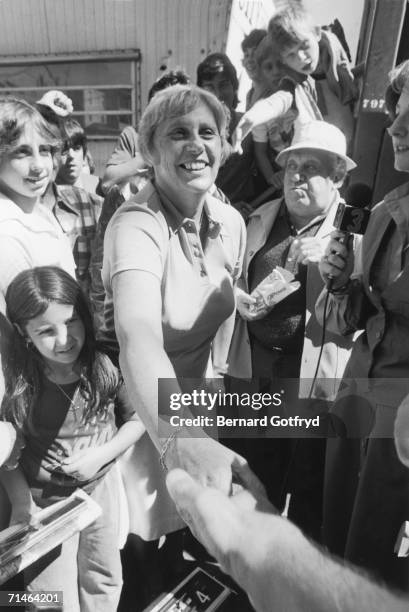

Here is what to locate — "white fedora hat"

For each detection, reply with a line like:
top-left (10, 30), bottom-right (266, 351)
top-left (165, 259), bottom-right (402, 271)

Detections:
top-left (276, 120), bottom-right (356, 172)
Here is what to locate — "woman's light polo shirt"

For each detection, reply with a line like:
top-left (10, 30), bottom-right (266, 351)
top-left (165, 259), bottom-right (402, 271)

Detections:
top-left (101, 181), bottom-right (246, 378)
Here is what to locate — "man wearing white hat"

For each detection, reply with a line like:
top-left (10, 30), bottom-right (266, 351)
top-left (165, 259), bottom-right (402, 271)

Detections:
top-left (227, 120), bottom-right (358, 538)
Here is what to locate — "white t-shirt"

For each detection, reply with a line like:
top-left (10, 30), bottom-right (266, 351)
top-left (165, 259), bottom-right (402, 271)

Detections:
top-left (0, 195), bottom-right (76, 303)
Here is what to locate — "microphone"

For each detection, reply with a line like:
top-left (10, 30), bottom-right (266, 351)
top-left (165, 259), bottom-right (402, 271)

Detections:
top-left (334, 183), bottom-right (372, 235)
top-left (344, 182), bottom-right (373, 209)
top-left (327, 183), bottom-right (372, 289)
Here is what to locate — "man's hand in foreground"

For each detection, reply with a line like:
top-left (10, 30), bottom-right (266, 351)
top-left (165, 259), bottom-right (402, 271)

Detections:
top-left (166, 469), bottom-right (409, 612)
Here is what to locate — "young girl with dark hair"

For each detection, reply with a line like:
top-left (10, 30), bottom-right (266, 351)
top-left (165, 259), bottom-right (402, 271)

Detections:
top-left (0, 265), bottom-right (143, 611)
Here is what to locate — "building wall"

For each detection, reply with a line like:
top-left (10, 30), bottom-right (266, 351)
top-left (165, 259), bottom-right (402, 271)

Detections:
top-left (0, 0), bottom-right (275, 169)
top-left (0, 0), bottom-right (277, 111)
top-left (0, 0), bottom-right (235, 113)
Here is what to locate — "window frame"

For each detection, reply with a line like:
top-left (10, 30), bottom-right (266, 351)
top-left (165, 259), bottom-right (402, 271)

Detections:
top-left (0, 49), bottom-right (142, 140)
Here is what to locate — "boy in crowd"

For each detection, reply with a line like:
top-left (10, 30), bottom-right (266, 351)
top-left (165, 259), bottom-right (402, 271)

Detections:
top-left (34, 92), bottom-right (103, 301)
top-left (235, 4), bottom-right (356, 152)
top-left (56, 118), bottom-right (100, 194)
top-left (197, 51), bottom-right (275, 208)
top-left (196, 52), bottom-right (241, 139)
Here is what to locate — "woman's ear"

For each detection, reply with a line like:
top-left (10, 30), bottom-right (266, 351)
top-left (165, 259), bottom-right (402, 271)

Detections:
top-left (13, 323), bottom-right (24, 336)
top-left (13, 323), bottom-right (33, 347)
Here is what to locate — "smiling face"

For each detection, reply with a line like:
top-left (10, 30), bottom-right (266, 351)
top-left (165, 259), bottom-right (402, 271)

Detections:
top-left (284, 150), bottom-right (337, 226)
top-left (24, 302), bottom-right (85, 370)
top-left (280, 29), bottom-right (320, 76)
top-left (151, 103), bottom-right (222, 203)
top-left (0, 124), bottom-right (54, 207)
top-left (242, 47), bottom-right (260, 81)
top-left (388, 86), bottom-right (409, 172)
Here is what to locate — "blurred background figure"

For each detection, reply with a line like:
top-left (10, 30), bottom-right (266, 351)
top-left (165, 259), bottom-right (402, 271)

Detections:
top-left (313, 26), bottom-right (358, 151)
top-left (197, 52), bottom-right (268, 209)
top-left (241, 28), bottom-right (269, 110)
top-left (251, 35), bottom-right (287, 201)
top-left (100, 70), bottom-right (191, 198)
top-left (197, 52), bottom-right (240, 139)
top-left (56, 118), bottom-right (100, 194)
top-left (34, 98), bottom-right (103, 303)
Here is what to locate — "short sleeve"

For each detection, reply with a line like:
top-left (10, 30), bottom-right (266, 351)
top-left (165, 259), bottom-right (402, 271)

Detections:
top-left (244, 89), bottom-right (294, 129)
top-left (94, 352), bottom-right (140, 423)
top-left (103, 204), bottom-right (168, 287)
top-left (252, 121), bottom-right (269, 143)
top-left (115, 380), bottom-right (142, 423)
top-left (106, 127), bottom-right (140, 167)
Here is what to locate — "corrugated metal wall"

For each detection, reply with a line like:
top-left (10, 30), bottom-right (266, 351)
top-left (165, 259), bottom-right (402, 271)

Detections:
top-left (0, 0), bottom-right (233, 110)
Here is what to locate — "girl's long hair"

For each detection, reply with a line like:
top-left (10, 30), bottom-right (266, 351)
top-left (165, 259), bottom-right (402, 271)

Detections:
top-left (2, 266), bottom-right (119, 433)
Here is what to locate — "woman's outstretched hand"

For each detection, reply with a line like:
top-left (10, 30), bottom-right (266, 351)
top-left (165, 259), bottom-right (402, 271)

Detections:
top-left (164, 435), bottom-right (266, 499)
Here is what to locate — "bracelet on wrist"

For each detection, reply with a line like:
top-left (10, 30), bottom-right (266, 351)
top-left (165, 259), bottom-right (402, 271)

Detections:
top-left (159, 429), bottom-right (181, 471)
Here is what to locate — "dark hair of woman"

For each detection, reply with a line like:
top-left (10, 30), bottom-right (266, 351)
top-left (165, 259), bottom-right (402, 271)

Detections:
top-left (2, 266), bottom-right (119, 434)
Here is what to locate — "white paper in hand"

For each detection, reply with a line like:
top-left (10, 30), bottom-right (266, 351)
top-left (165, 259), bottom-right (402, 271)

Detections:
top-left (249, 266), bottom-right (300, 314)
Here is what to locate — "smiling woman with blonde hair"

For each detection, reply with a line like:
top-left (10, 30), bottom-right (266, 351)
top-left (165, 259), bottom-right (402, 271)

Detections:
top-left (100, 84), bottom-right (261, 539)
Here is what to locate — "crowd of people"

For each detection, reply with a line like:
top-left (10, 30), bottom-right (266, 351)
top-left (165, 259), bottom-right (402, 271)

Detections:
top-left (0, 3), bottom-right (408, 611)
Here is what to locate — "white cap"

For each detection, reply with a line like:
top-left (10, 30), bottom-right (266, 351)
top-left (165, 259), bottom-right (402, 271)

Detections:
top-left (36, 90), bottom-right (73, 117)
top-left (276, 120), bottom-right (356, 172)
